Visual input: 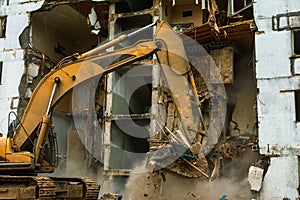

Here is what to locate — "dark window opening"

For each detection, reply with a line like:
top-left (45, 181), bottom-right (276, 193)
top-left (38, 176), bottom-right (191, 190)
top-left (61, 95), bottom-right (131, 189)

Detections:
top-left (295, 90), bottom-right (300, 122)
top-left (233, 0), bottom-right (252, 13)
top-left (115, 14), bottom-right (153, 47)
top-left (129, 83), bottom-right (152, 114)
top-left (182, 10), bottom-right (193, 18)
top-left (227, 0), bottom-right (253, 20)
top-left (112, 65), bottom-right (152, 115)
top-left (110, 119), bottom-right (150, 169)
top-left (115, 14), bottom-right (153, 32)
top-left (202, 9), bottom-right (210, 23)
top-left (0, 62), bottom-right (3, 84)
top-left (0, 16), bottom-right (7, 38)
top-left (293, 30), bottom-right (300, 55)
top-left (116, 0), bottom-right (153, 14)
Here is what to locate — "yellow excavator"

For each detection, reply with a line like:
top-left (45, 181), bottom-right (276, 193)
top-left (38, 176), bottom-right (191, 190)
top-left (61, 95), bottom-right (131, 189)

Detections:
top-left (0, 21), bottom-right (206, 199)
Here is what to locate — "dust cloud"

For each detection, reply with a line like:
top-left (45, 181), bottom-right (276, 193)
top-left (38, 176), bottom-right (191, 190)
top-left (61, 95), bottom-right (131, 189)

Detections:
top-left (123, 160), bottom-right (256, 200)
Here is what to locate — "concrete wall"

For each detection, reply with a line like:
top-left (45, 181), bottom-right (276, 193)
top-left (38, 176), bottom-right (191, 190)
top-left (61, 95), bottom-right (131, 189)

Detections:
top-left (161, 0), bottom-right (203, 26)
top-left (260, 156), bottom-right (299, 200)
top-left (254, 0), bottom-right (300, 199)
top-left (226, 51), bottom-right (257, 137)
top-left (0, 0), bottom-right (43, 135)
top-left (171, 4), bottom-right (203, 26)
top-left (31, 5), bottom-right (97, 62)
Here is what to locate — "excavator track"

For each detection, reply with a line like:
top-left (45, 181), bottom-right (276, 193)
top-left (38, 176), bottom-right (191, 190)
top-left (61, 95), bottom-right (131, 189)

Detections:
top-left (80, 178), bottom-right (100, 200)
top-left (35, 176), bottom-right (56, 199)
top-left (0, 175), bottom-right (100, 199)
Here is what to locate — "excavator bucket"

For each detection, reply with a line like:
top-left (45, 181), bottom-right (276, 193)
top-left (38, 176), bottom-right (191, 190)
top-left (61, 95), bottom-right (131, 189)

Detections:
top-left (155, 21), bottom-right (200, 146)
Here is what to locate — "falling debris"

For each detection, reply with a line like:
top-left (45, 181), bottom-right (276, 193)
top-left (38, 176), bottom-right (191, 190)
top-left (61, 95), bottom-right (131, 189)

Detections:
top-left (88, 7), bottom-right (101, 35)
top-left (248, 166), bottom-right (264, 192)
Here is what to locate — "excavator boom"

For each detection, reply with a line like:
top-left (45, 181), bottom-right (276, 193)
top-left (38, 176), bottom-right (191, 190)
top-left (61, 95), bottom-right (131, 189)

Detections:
top-left (13, 41), bottom-right (157, 152)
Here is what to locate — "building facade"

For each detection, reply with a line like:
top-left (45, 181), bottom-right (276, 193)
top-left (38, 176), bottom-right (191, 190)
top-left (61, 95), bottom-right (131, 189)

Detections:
top-left (255, 0), bottom-right (300, 199)
top-left (0, 0), bottom-right (299, 199)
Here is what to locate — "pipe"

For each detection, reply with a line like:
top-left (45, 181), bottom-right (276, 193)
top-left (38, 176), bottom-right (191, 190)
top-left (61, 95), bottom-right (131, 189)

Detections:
top-left (182, 157), bottom-right (211, 180)
top-left (34, 115), bottom-right (50, 164)
top-left (77, 35), bottom-right (128, 60)
top-left (77, 22), bottom-right (156, 60)
top-left (36, 77), bottom-right (60, 164)
top-left (127, 22), bottom-right (156, 37)
top-left (46, 77), bottom-right (60, 115)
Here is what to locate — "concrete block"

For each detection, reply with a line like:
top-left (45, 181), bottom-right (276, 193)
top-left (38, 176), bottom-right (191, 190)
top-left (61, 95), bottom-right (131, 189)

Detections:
top-left (248, 166), bottom-right (264, 191)
top-left (27, 63), bottom-right (39, 83)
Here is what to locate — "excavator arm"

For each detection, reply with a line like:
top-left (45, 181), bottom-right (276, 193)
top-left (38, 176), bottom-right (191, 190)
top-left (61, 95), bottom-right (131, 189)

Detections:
top-left (13, 41), bottom-right (158, 151)
top-left (0, 21), bottom-right (204, 175)
top-left (0, 41), bottom-right (157, 172)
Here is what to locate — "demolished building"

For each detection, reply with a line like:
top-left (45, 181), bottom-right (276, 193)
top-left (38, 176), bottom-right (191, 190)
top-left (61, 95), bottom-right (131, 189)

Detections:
top-left (0, 0), bottom-right (299, 199)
